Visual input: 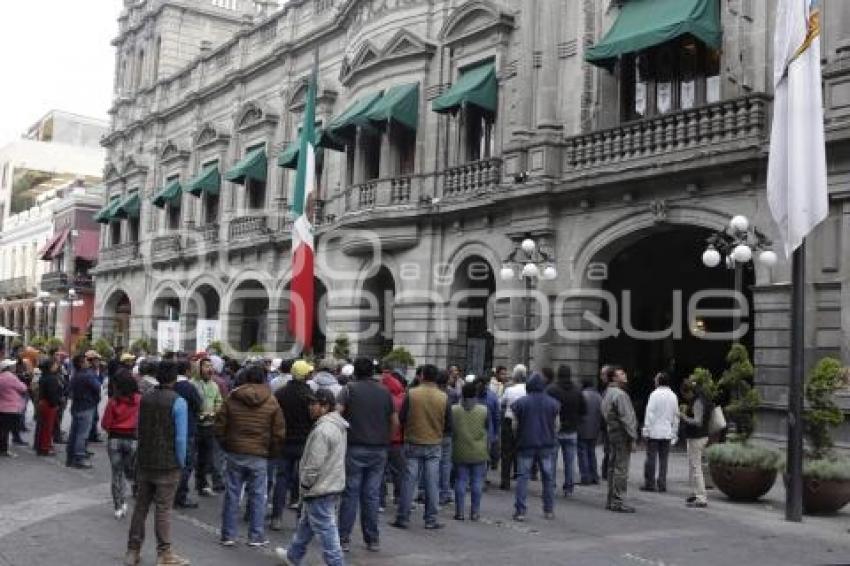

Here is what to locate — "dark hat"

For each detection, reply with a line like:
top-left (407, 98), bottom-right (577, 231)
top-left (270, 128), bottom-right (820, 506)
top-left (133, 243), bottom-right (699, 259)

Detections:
top-left (307, 388), bottom-right (336, 406)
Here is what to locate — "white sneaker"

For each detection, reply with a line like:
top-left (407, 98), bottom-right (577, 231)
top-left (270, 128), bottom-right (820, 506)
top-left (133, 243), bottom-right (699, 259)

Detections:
top-left (274, 548), bottom-right (295, 566)
top-left (247, 540), bottom-right (269, 548)
top-left (114, 504), bottom-right (127, 520)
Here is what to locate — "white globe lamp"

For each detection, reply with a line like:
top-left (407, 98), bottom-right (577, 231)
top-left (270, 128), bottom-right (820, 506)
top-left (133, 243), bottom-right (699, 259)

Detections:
top-left (500, 265), bottom-right (515, 281)
top-left (521, 238), bottom-right (536, 255)
top-left (542, 265), bottom-right (557, 280)
top-left (521, 262), bottom-right (540, 278)
top-left (702, 247), bottom-right (721, 268)
top-left (758, 250), bottom-right (778, 267)
top-left (732, 244), bottom-right (753, 263)
top-left (730, 215), bottom-right (749, 233)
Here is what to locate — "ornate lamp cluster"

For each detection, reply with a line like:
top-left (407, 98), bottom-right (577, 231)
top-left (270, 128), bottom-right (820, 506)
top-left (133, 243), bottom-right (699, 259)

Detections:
top-left (500, 237), bottom-right (558, 282)
top-left (701, 215), bottom-right (777, 270)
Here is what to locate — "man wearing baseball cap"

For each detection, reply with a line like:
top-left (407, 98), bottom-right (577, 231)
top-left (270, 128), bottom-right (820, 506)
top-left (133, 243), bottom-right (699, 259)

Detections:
top-left (66, 352), bottom-right (103, 469)
top-left (276, 388), bottom-right (347, 566)
top-left (269, 360), bottom-right (313, 530)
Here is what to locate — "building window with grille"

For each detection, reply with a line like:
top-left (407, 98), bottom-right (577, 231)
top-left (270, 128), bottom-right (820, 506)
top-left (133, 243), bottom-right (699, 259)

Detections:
top-left (395, 126), bottom-right (416, 175)
top-left (205, 192), bottom-right (219, 224)
top-left (362, 131), bottom-right (381, 181)
top-left (620, 38), bottom-right (720, 122)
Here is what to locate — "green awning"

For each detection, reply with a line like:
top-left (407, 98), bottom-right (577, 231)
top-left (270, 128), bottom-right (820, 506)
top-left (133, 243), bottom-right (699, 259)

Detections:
top-left (432, 63), bottom-right (497, 114)
top-left (187, 163), bottom-right (221, 196)
top-left (151, 179), bottom-right (182, 208)
top-left (315, 128), bottom-right (346, 152)
top-left (224, 148), bottom-right (267, 185)
top-left (277, 130), bottom-right (328, 169)
top-left (94, 195), bottom-right (122, 224)
top-left (366, 82), bottom-right (420, 130)
top-left (114, 192), bottom-right (141, 219)
top-left (585, 0), bottom-right (721, 68)
top-left (327, 91), bottom-right (384, 141)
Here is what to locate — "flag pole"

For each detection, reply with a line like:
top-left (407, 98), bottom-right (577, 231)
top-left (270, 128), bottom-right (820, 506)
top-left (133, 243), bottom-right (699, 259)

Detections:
top-left (785, 241), bottom-right (805, 522)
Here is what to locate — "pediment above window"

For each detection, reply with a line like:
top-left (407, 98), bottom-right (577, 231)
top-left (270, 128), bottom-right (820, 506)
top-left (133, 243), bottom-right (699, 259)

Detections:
top-left (438, 0), bottom-right (515, 46)
top-left (122, 156), bottom-right (148, 177)
top-left (103, 162), bottom-right (120, 183)
top-left (159, 140), bottom-right (190, 165)
top-left (193, 122), bottom-right (231, 150)
top-left (236, 100), bottom-right (279, 134)
top-left (341, 29), bottom-right (435, 86)
top-left (287, 77), bottom-right (338, 112)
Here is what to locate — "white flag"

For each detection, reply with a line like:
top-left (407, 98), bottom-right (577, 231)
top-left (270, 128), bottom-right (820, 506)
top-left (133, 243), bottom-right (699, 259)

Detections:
top-left (767, 0), bottom-right (828, 257)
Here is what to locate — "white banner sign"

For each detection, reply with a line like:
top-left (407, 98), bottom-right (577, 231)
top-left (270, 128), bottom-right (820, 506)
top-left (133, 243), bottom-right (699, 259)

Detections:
top-left (196, 319), bottom-right (221, 352)
top-left (157, 321), bottom-right (181, 354)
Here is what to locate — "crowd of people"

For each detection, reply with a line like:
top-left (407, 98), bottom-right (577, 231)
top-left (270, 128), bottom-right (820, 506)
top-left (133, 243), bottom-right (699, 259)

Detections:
top-left (0, 342), bottom-right (717, 566)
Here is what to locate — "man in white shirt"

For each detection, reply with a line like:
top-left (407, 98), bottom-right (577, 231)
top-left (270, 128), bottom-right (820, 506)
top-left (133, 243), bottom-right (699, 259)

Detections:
top-left (499, 364), bottom-right (527, 490)
top-left (641, 372), bottom-right (679, 492)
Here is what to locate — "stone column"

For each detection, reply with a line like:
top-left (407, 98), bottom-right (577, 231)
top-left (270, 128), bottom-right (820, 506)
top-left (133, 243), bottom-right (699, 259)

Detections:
top-left (549, 295), bottom-right (606, 383)
top-left (352, 127), bottom-right (366, 185)
top-left (180, 311), bottom-right (198, 352)
top-left (536, 0), bottom-right (562, 130)
top-left (751, 284), bottom-right (791, 442)
top-left (512, 0), bottom-right (538, 140)
top-left (266, 307), bottom-right (291, 357)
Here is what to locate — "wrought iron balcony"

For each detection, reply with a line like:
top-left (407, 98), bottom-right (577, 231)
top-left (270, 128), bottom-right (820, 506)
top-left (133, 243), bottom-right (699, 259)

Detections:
top-left (40, 272), bottom-right (93, 293)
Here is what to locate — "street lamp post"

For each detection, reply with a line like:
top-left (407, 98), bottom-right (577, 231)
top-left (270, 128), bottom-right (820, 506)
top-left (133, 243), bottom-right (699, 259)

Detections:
top-left (60, 288), bottom-right (85, 353)
top-left (500, 236), bottom-right (558, 370)
top-left (701, 215), bottom-right (777, 341)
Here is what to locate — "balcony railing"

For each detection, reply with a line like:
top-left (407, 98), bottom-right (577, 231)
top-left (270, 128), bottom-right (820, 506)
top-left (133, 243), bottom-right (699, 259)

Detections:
top-left (0, 276), bottom-right (34, 299)
top-left (562, 94), bottom-right (769, 172)
top-left (443, 158), bottom-right (502, 198)
top-left (229, 215), bottom-right (268, 240)
top-left (358, 182), bottom-right (377, 209)
top-left (100, 242), bottom-right (140, 264)
top-left (40, 272), bottom-right (93, 293)
top-left (151, 235), bottom-right (181, 259)
top-left (200, 223), bottom-right (219, 243)
top-left (390, 177), bottom-right (412, 204)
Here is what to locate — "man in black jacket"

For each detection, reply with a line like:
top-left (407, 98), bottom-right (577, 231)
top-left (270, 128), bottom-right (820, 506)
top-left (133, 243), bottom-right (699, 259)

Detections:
top-left (173, 359), bottom-right (202, 509)
top-left (270, 359), bottom-right (314, 531)
top-left (546, 365), bottom-right (586, 497)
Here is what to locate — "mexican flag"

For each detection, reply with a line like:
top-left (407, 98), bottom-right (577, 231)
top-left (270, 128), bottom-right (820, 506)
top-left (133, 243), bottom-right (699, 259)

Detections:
top-left (289, 62), bottom-right (317, 351)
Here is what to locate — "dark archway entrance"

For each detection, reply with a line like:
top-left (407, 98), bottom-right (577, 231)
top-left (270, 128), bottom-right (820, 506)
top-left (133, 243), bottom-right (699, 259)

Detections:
top-left (450, 255), bottom-right (496, 376)
top-left (359, 266), bottom-right (396, 361)
top-left (598, 226), bottom-right (754, 416)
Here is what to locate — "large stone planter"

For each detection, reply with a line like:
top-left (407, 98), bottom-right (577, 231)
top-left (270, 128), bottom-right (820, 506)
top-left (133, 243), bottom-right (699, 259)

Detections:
top-left (802, 476), bottom-right (850, 515)
top-left (710, 463), bottom-right (777, 502)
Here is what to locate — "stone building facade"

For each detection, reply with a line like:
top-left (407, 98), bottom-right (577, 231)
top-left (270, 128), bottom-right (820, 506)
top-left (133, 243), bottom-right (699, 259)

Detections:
top-left (95, 0), bottom-right (850, 442)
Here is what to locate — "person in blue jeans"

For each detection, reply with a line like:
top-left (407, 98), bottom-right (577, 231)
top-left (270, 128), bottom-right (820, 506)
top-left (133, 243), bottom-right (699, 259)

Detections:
top-left (276, 389), bottom-right (347, 566)
top-left (452, 383), bottom-right (489, 521)
top-left (66, 352), bottom-right (103, 469)
top-left (511, 373), bottom-right (561, 521)
top-left (390, 364), bottom-right (452, 530)
top-left (215, 365), bottom-right (285, 547)
top-left (545, 365), bottom-right (586, 496)
top-left (577, 375), bottom-right (603, 484)
top-left (336, 358), bottom-right (397, 553)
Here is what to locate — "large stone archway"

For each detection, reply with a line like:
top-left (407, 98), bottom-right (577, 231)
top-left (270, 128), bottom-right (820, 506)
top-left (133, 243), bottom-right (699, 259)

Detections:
top-left (186, 282), bottom-right (223, 352)
top-left (99, 289), bottom-right (133, 349)
top-left (557, 214), bottom-right (759, 419)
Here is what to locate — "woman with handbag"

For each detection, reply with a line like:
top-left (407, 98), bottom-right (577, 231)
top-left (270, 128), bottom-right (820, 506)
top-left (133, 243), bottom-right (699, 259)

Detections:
top-left (679, 378), bottom-right (713, 508)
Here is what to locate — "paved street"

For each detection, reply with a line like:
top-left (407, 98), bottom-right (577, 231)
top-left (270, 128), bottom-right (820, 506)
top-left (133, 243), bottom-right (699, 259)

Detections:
top-left (1, 438), bottom-right (849, 566)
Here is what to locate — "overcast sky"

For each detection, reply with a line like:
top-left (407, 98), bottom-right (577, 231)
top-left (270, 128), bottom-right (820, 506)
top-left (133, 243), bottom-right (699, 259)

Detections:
top-left (0, 1), bottom-right (123, 143)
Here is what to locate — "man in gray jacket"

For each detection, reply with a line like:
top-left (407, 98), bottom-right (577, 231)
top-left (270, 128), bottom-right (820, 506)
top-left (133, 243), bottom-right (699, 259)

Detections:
top-left (600, 366), bottom-right (637, 513)
top-left (275, 389), bottom-right (347, 566)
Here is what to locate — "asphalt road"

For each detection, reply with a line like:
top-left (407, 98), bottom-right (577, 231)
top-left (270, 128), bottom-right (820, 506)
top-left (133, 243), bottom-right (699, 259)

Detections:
top-left (2, 436), bottom-right (850, 566)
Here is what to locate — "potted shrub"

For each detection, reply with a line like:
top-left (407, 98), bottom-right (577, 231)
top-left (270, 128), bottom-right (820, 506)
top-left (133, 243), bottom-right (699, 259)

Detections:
top-left (801, 357), bottom-right (850, 515)
top-left (332, 334), bottom-right (351, 361)
top-left (130, 338), bottom-right (151, 356)
top-left (707, 344), bottom-right (781, 501)
top-left (382, 347), bottom-right (415, 380)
